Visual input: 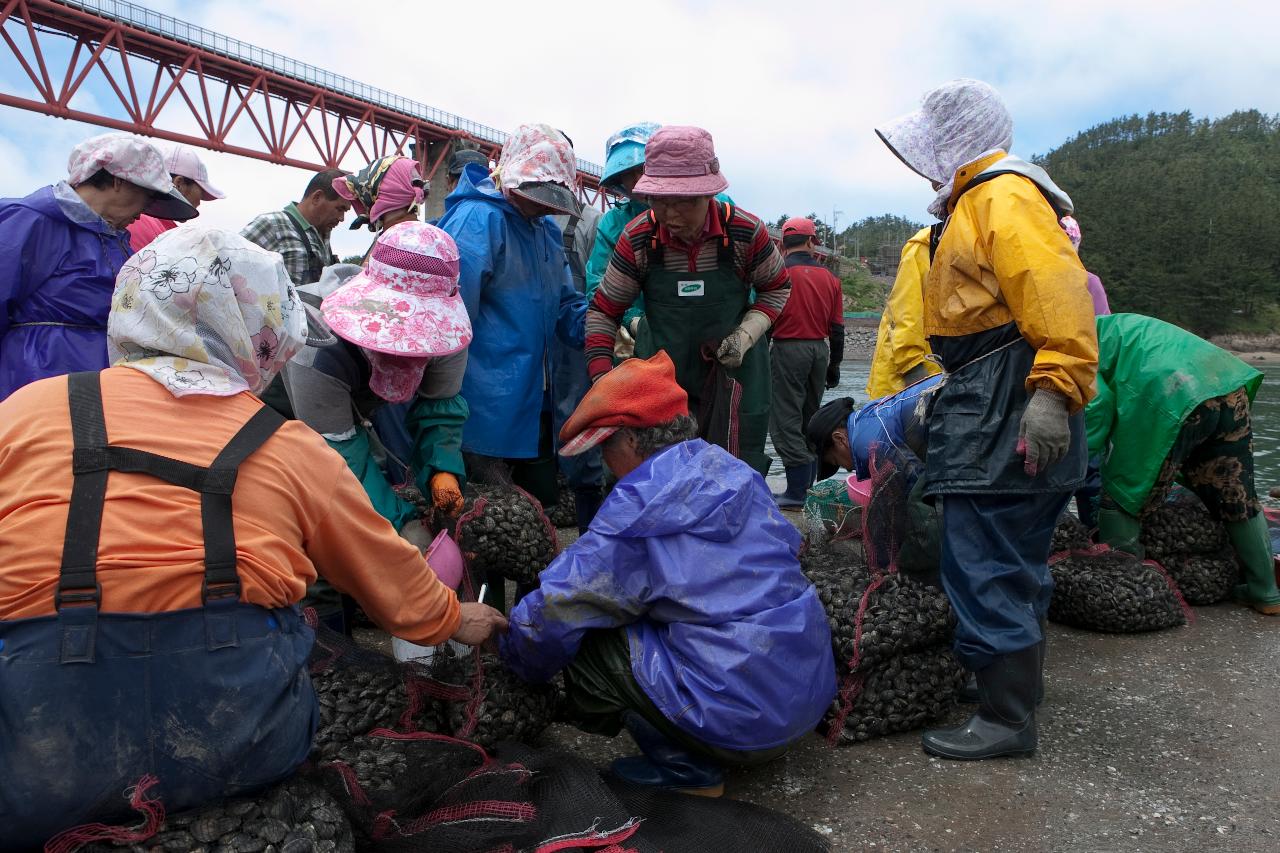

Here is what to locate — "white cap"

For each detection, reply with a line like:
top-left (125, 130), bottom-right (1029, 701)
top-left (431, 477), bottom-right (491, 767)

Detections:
top-left (163, 145), bottom-right (225, 201)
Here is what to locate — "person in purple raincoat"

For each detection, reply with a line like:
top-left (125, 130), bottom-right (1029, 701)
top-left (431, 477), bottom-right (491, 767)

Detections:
top-left (501, 352), bottom-right (836, 797)
top-left (0, 132), bottom-right (198, 400)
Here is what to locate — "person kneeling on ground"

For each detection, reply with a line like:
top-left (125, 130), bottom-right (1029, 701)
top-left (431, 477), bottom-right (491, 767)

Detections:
top-left (0, 227), bottom-right (507, 849)
top-left (501, 351), bottom-right (836, 797)
top-left (1088, 313), bottom-right (1280, 616)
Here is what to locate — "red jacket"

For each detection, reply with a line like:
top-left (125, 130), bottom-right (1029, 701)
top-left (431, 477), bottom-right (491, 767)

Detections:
top-left (771, 252), bottom-right (843, 341)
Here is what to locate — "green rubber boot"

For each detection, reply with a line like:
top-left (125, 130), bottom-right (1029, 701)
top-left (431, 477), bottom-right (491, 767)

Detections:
top-left (1098, 504), bottom-right (1144, 558)
top-left (1226, 514), bottom-right (1280, 616)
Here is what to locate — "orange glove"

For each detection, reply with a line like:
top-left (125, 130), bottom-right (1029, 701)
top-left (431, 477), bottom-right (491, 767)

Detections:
top-left (430, 471), bottom-right (464, 515)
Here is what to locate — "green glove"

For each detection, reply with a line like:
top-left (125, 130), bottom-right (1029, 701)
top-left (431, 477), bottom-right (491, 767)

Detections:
top-left (1098, 504), bottom-right (1144, 558)
top-left (1225, 514), bottom-right (1280, 614)
top-left (1018, 389), bottom-right (1071, 476)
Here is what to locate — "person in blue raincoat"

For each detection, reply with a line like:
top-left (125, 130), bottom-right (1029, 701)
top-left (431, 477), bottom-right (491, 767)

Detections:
top-left (437, 124), bottom-right (587, 606)
top-left (502, 352), bottom-right (836, 797)
top-left (0, 132), bottom-right (198, 401)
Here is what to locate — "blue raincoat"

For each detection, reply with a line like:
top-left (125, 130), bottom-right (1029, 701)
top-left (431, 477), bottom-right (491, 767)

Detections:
top-left (437, 164), bottom-right (586, 458)
top-left (847, 374), bottom-right (944, 481)
top-left (0, 184), bottom-right (133, 401)
top-left (502, 439), bottom-right (836, 752)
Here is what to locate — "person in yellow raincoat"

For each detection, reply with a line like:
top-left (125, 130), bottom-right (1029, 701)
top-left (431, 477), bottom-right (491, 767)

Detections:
top-left (876, 79), bottom-right (1098, 762)
top-left (865, 225), bottom-right (943, 399)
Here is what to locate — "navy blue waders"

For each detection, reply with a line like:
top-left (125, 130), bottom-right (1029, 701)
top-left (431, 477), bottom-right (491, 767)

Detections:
top-left (0, 372), bottom-right (318, 850)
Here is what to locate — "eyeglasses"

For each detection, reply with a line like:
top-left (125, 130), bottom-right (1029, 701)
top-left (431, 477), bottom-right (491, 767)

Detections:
top-left (648, 196), bottom-right (705, 213)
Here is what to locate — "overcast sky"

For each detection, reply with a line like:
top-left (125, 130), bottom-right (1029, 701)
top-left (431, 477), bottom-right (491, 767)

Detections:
top-left (2, 0), bottom-right (1278, 258)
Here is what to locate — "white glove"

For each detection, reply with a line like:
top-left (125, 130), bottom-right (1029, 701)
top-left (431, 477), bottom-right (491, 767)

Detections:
top-left (716, 310), bottom-right (771, 369)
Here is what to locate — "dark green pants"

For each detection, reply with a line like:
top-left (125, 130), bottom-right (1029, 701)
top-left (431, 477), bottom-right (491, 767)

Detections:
top-left (563, 629), bottom-right (791, 768)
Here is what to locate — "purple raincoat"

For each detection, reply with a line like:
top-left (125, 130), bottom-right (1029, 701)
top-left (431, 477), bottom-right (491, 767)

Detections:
top-left (0, 184), bottom-right (133, 401)
top-left (501, 439), bottom-right (837, 752)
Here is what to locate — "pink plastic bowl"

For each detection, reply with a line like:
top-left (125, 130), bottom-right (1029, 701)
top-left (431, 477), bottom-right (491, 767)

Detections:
top-left (846, 475), bottom-right (873, 508)
top-left (425, 529), bottom-right (464, 590)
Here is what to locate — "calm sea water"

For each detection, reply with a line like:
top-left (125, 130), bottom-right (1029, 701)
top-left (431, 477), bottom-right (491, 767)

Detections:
top-left (765, 359), bottom-right (1280, 507)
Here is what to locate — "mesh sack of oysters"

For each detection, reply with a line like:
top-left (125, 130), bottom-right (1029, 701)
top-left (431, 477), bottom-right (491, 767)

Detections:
top-left (801, 544), bottom-right (964, 744)
top-left (1048, 547), bottom-right (1188, 633)
top-left (455, 484), bottom-right (558, 585)
top-left (81, 776), bottom-right (354, 853)
top-left (1141, 494), bottom-right (1240, 605)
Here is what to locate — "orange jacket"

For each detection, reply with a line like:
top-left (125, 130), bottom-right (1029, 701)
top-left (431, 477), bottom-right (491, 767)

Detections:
top-left (925, 152), bottom-right (1098, 410)
top-left (0, 368), bottom-right (460, 644)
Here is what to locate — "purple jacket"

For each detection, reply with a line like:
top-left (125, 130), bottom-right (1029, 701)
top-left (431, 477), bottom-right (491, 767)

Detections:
top-left (0, 184), bottom-right (132, 401)
top-left (501, 439), bottom-right (836, 751)
top-left (1086, 271), bottom-right (1111, 316)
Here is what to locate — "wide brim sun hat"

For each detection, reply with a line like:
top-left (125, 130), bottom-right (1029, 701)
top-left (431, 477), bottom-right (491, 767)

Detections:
top-left (631, 125), bottom-right (729, 198)
top-left (321, 221), bottom-right (471, 357)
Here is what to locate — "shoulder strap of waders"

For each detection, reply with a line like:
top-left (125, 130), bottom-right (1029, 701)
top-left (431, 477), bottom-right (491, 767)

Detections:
top-left (927, 221), bottom-right (945, 264)
top-left (644, 201), bottom-right (735, 270)
top-left (562, 214), bottom-right (586, 289)
top-left (58, 372), bottom-right (285, 660)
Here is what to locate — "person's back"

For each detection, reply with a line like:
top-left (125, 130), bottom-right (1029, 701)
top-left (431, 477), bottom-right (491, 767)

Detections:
top-left (511, 438), bottom-right (835, 750)
top-left (866, 226), bottom-right (942, 398)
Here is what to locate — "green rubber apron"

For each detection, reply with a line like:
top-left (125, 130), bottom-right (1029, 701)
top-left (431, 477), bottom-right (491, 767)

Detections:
top-left (635, 255), bottom-right (772, 477)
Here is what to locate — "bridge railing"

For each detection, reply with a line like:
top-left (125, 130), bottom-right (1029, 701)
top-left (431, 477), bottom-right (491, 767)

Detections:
top-left (58, 0), bottom-right (603, 177)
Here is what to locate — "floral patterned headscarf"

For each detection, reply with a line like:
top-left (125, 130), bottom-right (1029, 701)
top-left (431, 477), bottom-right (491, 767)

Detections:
top-left (493, 123), bottom-right (577, 195)
top-left (108, 226), bottom-right (307, 397)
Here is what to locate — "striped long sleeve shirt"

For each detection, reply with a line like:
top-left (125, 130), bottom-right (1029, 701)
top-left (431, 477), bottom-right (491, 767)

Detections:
top-left (585, 203), bottom-right (790, 378)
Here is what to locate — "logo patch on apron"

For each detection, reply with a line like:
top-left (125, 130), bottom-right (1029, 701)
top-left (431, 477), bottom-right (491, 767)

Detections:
top-left (678, 280), bottom-right (705, 297)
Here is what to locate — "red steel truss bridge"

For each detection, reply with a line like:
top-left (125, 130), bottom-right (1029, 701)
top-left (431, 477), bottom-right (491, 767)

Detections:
top-left (0, 0), bottom-right (610, 206)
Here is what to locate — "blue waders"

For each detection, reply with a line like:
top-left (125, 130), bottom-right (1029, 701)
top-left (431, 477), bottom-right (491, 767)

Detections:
top-left (0, 373), bottom-right (318, 850)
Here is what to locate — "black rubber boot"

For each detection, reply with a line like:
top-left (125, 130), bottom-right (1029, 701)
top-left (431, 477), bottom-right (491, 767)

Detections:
top-left (611, 711), bottom-right (725, 796)
top-left (958, 640), bottom-right (1046, 706)
top-left (773, 464), bottom-right (812, 509)
top-left (923, 645), bottom-right (1039, 760)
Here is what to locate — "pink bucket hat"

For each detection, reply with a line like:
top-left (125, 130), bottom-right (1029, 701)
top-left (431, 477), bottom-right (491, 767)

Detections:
top-left (631, 125), bottom-right (729, 198)
top-left (322, 221), bottom-right (472, 401)
top-left (68, 132), bottom-right (199, 221)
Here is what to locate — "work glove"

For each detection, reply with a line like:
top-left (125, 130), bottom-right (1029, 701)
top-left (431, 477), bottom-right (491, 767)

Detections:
top-left (1017, 389), bottom-right (1071, 476)
top-left (904, 362), bottom-right (931, 386)
top-left (825, 361), bottom-right (841, 389)
top-left (614, 320), bottom-right (637, 360)
top-left (715, 310), bottom-right (771, 369)
top-left (430, 471), bottom-right (464, 515)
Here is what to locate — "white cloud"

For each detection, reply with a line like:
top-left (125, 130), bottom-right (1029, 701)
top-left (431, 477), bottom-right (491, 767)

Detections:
top-left (2, 0), bottom-right (1278, 257)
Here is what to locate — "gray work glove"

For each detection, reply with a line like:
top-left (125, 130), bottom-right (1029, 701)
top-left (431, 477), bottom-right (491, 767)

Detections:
top-left (1018, 389), bottom-right (1071, 476)
top-left (903, 362), bottom-right (931, 386)
top-left (716, 310), bottom-right (771, 369)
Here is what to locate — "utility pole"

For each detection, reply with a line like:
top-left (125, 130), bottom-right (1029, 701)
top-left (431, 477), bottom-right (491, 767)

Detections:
top-left (832, 206), bottom-right (843, 258)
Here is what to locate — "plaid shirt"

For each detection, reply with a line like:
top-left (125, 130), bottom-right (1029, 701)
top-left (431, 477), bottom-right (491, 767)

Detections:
top-left (241, 203), bottom-right (332, 286)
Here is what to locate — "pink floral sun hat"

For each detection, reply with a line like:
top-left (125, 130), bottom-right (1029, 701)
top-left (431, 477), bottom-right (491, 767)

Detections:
top-left (321, 221), bottom-right (471, 401)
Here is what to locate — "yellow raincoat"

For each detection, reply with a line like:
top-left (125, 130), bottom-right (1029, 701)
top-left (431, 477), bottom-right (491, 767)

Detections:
top-left (926, 151), bottom-right (1098, 411)
top-left (866, 226), bottom-right (942, 399)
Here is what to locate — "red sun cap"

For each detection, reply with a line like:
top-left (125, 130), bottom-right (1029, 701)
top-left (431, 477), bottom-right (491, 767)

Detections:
top-left (782, 217), bottom-right (818, 238)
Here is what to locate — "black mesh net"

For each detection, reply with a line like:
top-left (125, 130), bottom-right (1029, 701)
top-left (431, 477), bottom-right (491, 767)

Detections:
top-left (1139, 492), bottom-right (1241, 604)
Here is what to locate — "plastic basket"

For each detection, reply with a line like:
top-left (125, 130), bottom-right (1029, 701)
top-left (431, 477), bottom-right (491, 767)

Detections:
top-left (803, 478), bottom-right (862, 542)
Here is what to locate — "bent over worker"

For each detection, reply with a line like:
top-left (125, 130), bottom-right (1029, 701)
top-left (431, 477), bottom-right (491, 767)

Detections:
top-left (1087, 313), bottom-right (1280, 616)
top-left (876, 79), bottom-right (1098, 761)
top-left (587, 126), bottom-right (790, 477)
top-left (0, 228), bottom-right (506, 849)
top-left (501, 352), bottom-right (835, 796)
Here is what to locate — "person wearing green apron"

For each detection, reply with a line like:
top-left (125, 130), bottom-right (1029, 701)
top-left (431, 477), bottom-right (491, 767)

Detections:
top-left (583, 126), bottom-right (791, 478)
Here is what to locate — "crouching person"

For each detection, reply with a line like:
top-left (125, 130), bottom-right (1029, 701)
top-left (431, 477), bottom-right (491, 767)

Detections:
top-left (0, 228), bottom-right (506, 849)
top-left (500, 351), bottom-right (836, 796)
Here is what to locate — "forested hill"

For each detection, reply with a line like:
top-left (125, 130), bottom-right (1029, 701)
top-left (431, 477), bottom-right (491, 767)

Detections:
top-left (1033, 110), bottom-right (1280, 335)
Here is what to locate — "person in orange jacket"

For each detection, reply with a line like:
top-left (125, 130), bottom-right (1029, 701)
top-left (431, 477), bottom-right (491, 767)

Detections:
top-left (0, 227), bottom-right (506, 848)
top-left (876, 79), bottom-right (1098, 762)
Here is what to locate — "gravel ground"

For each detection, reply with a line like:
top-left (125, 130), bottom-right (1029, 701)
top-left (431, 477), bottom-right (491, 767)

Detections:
top-left (539, 605), bottom-right (1280, 852)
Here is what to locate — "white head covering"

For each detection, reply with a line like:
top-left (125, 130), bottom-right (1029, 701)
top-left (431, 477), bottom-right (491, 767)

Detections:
top-left (108, 227), bottom-right (306, 397)
top-left (876, 79), bottom-right (1014, 218)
